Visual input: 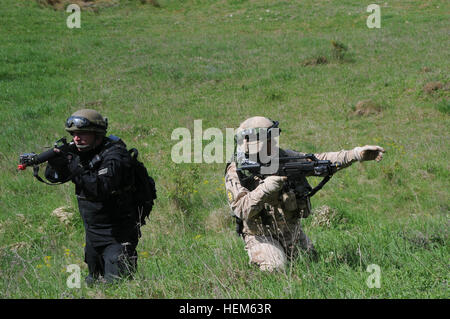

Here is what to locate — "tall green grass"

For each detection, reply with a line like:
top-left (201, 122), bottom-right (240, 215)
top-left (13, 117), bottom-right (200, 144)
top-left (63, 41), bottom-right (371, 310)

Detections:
top-left (0, 0), bottom-right (448, 298)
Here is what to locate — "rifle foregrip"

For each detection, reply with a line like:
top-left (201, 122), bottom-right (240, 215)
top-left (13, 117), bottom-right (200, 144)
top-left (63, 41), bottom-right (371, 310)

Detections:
top-left (34, 148), bottom-right (58, 165)
top-left (34, 141), bottom-right (76, 165)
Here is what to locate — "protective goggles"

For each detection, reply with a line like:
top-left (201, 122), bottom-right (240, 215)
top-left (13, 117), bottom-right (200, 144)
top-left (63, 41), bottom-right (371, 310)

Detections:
top-left (65, 116), bottom-right (106, 129)
top-left (236, 121), bottom-right (281, 142)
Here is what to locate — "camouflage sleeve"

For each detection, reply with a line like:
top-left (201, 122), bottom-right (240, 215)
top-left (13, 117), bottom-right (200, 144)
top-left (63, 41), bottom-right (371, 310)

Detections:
top-left (225, 163), bottom-right (268, 221)
top-left (314, 149), bottom-right (358, 169)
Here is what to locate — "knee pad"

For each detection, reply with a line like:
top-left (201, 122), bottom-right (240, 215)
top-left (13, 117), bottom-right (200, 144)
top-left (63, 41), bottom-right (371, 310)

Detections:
top-left (245, 236), bottom-right (287, 272)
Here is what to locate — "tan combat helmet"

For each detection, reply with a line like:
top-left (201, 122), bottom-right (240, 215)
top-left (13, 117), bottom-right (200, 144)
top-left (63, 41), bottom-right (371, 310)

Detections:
top-left (235, 116), bottom-right (280, 156)
top-left (65, 109), bottom-right (108, 135)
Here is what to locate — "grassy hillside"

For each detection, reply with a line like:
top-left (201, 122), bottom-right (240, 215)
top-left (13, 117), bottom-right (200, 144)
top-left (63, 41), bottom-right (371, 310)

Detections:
top-left (0, 0), bottom-right (448, 298)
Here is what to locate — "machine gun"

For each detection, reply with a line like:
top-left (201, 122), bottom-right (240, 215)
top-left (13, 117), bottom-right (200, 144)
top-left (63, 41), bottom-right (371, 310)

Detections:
top-left (236, 153), bottom-right (341, 198)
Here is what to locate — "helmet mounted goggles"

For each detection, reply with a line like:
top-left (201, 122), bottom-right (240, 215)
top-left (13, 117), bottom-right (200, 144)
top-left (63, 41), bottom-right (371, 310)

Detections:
top-left (235, 120), bottom-right (281, 143)
top-left (65, 116), bottom-right (107, 131)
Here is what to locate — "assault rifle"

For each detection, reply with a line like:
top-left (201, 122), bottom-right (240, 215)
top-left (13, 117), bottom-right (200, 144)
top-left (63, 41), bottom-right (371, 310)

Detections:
top-left (18, 137), bottom-right (77, 184)
top-left (18, 137), bottom-right (76, 170)
top-left (236, 153), bottom-right (341, 198)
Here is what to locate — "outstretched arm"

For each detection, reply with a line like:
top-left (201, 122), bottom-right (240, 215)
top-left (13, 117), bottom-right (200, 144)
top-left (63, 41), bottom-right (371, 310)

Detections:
top-left (315, 145), bottom-right (385, 170)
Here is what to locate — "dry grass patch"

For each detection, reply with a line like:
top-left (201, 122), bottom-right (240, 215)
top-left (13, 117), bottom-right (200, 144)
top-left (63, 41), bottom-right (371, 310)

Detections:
top-left (302, 56), bottom-right (328, 67)
top-left (423, 81), bottom-right (444, 94)
top-left (205, 206), bottom-right (233, 233)
top-left (353, 99), bottom-right (383, 116)
top-left (36, 0), bottom-right (119, 11)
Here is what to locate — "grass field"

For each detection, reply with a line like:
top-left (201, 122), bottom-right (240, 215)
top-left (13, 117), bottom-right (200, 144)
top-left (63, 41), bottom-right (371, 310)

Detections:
top-left (0, 0), bottom-right (448, 298)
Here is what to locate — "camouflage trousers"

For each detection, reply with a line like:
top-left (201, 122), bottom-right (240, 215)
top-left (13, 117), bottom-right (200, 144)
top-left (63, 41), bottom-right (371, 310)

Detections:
top-left (243, 223), bottom-right (316, 272)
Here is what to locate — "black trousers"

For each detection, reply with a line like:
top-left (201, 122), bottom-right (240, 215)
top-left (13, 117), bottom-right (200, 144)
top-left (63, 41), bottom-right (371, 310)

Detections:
top-left (84, 239), bottom-right (138, 283)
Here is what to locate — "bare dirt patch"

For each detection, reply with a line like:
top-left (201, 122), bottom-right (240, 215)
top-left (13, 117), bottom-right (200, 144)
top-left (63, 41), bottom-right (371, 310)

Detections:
top-left (302, 56), bottom-right (328, 67)
top-left (353, 99), bottom-right (382, 116)
top-left (423, 81), bottom-right (444, 94)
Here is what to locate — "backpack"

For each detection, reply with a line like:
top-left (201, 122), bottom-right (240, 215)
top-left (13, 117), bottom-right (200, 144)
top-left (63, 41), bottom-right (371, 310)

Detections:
top-left (128, 148), bottom-right (157, 227)
top-left (100, 136), bottom-right (157, 227)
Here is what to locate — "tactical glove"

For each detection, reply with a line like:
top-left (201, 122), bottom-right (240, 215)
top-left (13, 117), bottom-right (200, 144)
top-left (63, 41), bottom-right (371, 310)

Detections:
top-left (353, 145), bottom-right (385, 162)
top-left (47, 153), bottom-right (69, 170)
top-left (260, 176), bottom-right (287, 195)
top-left (45, 154), bottom-right (71, 183)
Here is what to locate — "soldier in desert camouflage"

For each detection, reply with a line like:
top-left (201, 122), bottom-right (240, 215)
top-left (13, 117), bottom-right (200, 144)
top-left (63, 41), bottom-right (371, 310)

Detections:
top-left (225, 116), bottom-right (385, 272)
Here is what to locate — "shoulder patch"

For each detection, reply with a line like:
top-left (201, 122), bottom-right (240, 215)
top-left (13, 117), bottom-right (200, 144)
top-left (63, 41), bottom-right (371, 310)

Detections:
top-left (227, 190), bottom-right (234, 203)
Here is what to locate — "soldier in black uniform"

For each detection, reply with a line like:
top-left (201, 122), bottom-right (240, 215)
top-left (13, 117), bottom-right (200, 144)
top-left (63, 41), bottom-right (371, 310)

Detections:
top-left (45, 109), bottom-right (140, 285)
